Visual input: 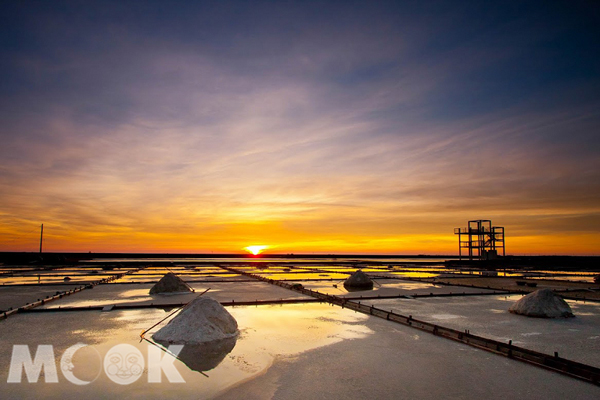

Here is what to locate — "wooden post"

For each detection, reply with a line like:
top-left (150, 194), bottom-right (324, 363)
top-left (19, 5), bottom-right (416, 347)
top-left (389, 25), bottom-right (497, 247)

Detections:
top-left (39, 224), bottom-right (43, 253)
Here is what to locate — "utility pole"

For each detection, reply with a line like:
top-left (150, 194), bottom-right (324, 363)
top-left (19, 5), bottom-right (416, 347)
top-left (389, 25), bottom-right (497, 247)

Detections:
top-left (39, 224), bottom-right (43, 253)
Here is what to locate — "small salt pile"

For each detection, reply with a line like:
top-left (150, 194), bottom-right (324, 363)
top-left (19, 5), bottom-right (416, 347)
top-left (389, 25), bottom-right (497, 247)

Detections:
top-left (509, 288), bottom-right (574, 318)
top-left (149, 272), bottom-right (193, 295)
top-left (343, 269), bottom-right (374, 290)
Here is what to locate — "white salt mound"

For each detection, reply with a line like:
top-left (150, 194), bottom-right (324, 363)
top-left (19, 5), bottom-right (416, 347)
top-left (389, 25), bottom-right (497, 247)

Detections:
top-left (344, 269), bottom-right (373, 289)
top-left (152, 297), bottom-right (238, 344)
top-left (509, 288), bottom-right (574, 318)
top-left (149, 272), bottom-right (193, 295)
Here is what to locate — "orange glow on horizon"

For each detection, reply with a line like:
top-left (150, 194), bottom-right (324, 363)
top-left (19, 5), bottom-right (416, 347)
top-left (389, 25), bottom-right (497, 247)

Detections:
top-left (1, 220), bottom-right (599, 256)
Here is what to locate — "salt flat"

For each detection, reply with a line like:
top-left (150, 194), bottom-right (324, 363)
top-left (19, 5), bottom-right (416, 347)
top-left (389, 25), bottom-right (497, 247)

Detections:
top-left (1, 262), bottom-right (599, 399)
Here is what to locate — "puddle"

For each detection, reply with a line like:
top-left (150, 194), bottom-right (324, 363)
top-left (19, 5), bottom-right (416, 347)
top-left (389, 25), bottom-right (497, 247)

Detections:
top-left (0, 303), bottom-right (373, 399)
top-left (294, 280), bottom-right (437, 296)
top-left (430, 314), bottom-right (464, 320)
top-left (378, 281), bottom-right (438, 290)
top-left (228, 303), bottom-right (373, 357)
top-left (256, 272), bottom-right (351, 280)
top-left (389, 272), bottom-right (439, 278)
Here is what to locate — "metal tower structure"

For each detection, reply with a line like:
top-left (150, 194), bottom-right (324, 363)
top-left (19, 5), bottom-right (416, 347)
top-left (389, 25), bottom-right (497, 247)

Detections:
top-left (454, 220), bottom-right (505, 260)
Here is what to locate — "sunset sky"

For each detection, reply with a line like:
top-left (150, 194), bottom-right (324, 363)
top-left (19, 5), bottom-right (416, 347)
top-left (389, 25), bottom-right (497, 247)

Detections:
top-left (1, 1), bottom-right (599, 255)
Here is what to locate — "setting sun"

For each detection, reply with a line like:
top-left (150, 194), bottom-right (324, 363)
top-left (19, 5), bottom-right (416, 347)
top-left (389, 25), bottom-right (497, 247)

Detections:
top-left (244, 245), bottom-right (268, 255)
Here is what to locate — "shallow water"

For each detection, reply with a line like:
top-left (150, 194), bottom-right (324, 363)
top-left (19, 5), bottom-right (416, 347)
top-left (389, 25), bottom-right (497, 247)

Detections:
top-left (0, 303), bottom-right (372, 399)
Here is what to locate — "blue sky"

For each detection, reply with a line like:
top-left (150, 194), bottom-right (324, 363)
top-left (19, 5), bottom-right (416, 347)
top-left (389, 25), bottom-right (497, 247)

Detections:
top-left (1, 1), bottom-right (599, 254)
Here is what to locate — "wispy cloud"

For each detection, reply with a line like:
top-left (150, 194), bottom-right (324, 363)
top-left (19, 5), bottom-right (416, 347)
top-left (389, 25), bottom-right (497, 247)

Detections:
top-left (1, 1), bottom-right (599, 254)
